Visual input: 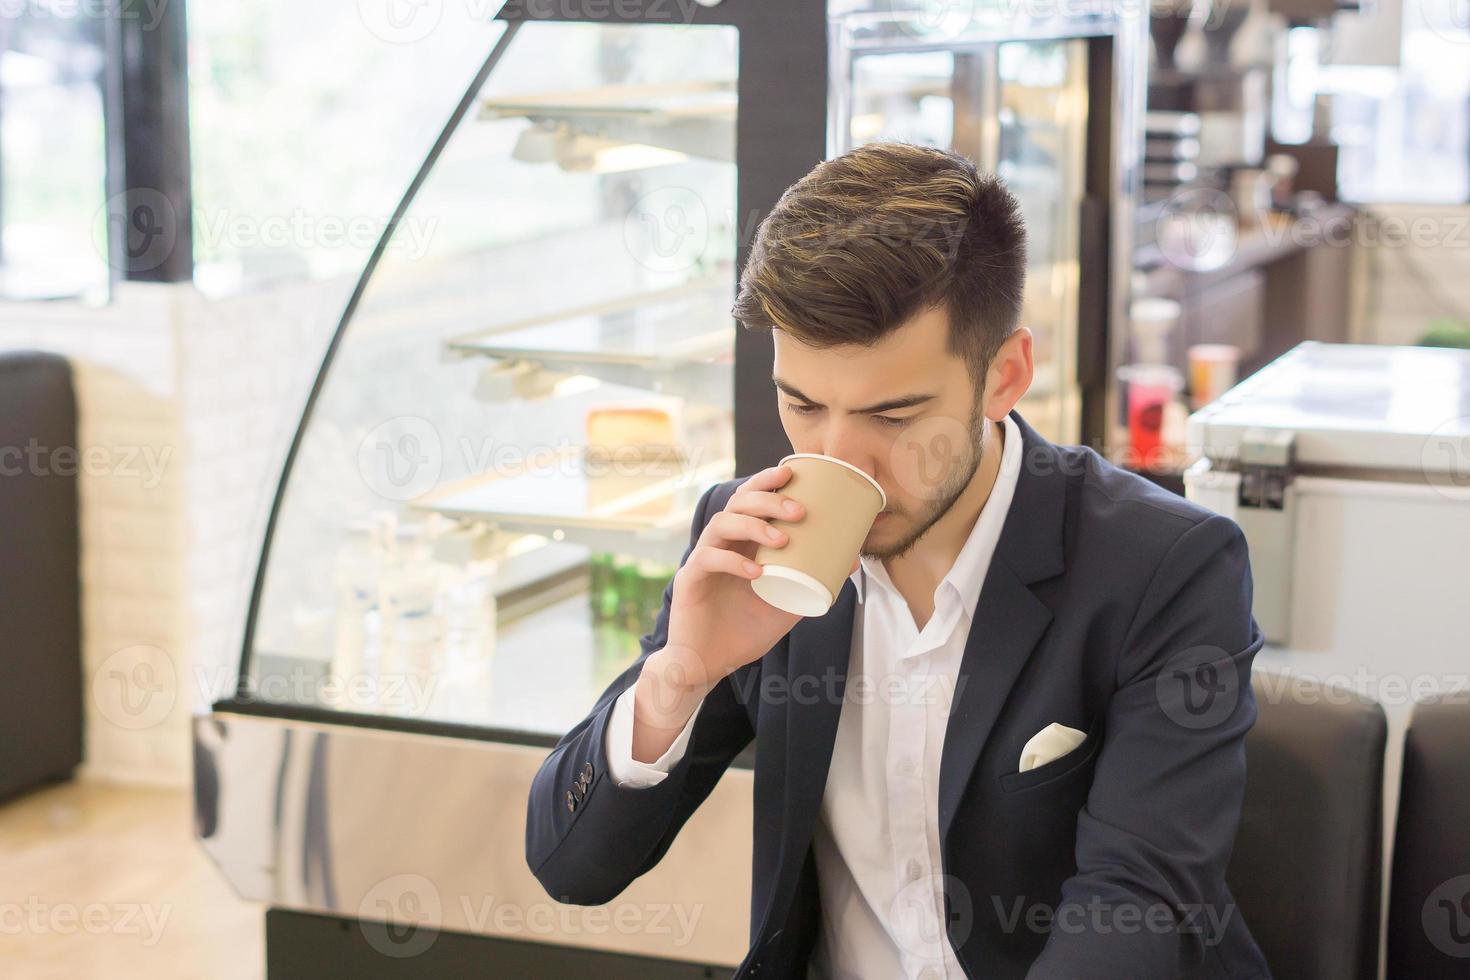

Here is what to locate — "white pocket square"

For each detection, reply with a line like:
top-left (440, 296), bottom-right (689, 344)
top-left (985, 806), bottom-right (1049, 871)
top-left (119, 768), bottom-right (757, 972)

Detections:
top-left (1018, 722), bottom-right (1088, 773)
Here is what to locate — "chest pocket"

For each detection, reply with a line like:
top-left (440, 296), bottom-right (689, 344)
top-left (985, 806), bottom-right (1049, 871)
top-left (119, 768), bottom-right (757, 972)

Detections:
top-left (998, 723), bottom-right (1103, 794)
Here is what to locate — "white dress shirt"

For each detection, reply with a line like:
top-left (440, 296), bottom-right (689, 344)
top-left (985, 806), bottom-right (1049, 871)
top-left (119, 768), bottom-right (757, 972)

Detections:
top-left (604, 414), bottom-right (1023, 980)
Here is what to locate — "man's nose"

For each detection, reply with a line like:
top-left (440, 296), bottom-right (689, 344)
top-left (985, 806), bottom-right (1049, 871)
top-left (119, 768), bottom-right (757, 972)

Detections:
top-left (820, 422), bottom-right (879, 484)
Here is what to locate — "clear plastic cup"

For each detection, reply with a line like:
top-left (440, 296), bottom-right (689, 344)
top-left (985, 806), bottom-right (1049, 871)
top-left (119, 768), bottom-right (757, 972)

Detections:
top-left (1117, 363), bottom-right (1184, 468)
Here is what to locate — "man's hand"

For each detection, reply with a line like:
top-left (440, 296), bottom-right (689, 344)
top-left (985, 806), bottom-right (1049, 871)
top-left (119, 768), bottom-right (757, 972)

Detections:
top-left (631, 464), bottom-right (857, 762)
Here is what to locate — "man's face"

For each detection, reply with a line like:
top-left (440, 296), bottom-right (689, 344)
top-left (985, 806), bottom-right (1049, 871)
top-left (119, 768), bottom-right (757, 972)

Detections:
top-left (772, 305), bottom-right (989, 561)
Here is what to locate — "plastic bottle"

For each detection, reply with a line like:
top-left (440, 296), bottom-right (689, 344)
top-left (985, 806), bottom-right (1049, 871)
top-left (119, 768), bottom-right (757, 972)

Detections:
top-left (433, 523), bottom-right (499, 719)
top-left (380, 522), bottom-right (445, 714)
top-left (330, 514), bottom-right (395, 705)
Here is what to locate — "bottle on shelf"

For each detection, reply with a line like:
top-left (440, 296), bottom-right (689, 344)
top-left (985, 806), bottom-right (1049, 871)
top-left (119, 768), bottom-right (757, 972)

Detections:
top-left (589, 551), bottom-right (620, 623)
top-left (587, 550), bottom-right (675, 635)
top-left (330, 511), bottom-right (396, 710)
top-left (379, 521), bottom-right (447, 715)
top-left (634, 557), bottom-right (676, 637)
top-left (433, 521), bottom-right (499, 719)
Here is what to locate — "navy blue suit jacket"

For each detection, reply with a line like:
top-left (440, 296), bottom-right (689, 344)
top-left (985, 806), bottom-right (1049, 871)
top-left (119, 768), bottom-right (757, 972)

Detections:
top-left (527, 410), bottom-right (1272, 979)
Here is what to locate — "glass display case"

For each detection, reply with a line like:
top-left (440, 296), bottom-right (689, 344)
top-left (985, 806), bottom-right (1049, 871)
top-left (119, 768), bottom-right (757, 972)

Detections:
top-left (198, 2), bottom-right (829, 971)
top-left (195, 1), bottom-right (1146, 973)
top-left (246, 19), bottom-right (742, 737)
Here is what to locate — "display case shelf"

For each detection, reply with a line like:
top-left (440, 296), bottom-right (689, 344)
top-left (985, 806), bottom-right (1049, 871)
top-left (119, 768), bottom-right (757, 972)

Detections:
top-left (479, 80), bottom-right (737, 163)
top-left (450, 283), bottom-right (733, 366)
top-left (415, 451), bottom-right (732, 564)
top-left (448, 281), bottom-right (735, 403)
top-left (244, 590), bottom-right (639, 738)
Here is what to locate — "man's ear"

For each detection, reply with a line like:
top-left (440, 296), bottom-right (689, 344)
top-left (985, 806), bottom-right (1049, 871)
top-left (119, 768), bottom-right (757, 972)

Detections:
top-left (983, 327), bottom-right (1034, 421)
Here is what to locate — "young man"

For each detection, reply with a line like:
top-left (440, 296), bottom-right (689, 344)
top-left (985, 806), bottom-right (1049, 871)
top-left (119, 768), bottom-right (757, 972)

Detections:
top-left (526, 142), bottom-right (1271, 980)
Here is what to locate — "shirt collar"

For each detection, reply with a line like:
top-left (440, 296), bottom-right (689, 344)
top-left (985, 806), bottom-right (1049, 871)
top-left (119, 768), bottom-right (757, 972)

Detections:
top-left (849, 411), bottom-right (1023, 619)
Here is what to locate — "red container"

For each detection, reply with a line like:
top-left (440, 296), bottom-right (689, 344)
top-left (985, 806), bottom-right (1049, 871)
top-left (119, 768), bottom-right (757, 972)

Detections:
top-left (1118, 363), bottom-right (1183, 468)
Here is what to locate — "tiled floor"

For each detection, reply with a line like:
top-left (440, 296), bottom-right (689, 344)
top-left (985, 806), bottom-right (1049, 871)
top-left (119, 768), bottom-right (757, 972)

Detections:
top-left (0, 780), bottom-right (263, 980)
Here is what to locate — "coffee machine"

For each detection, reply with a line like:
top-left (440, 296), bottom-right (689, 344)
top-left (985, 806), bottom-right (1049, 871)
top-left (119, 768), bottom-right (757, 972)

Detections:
top-left (1146, 0), bottom-right (1269, 177)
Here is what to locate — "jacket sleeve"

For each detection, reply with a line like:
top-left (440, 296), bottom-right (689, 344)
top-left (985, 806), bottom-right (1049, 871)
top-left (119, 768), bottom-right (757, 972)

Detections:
top-left (605, 681), bottom-right (705, 787)
top-left (524, 480), bottom-right (757, 906)
top-left (1026, 514), bottom-right (1264, 979)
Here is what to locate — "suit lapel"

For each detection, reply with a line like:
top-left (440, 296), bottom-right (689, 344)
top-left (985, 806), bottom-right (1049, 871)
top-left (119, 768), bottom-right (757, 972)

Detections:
top-left (937, 562), bottom-right (1054, 840)
top-left (779, 578), bottom-right (857, 855)
top-left (754, 576), bottom-right (856, 940)
top-left (938, 410), bottom-right (1069, 842)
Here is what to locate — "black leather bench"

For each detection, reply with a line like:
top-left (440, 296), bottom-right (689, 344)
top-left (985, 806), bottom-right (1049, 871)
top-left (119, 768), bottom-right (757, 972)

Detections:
top-left (0, 350), bottom-right (83, 801)
top-left (1228, 672), bottom-right (1388, 980)
top-left (1388, 693), bottom-right (1470, 978)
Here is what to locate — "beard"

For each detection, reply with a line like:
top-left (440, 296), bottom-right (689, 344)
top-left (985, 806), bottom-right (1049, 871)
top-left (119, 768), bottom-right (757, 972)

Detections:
top-left (861, 396), bottom-right (989, 562)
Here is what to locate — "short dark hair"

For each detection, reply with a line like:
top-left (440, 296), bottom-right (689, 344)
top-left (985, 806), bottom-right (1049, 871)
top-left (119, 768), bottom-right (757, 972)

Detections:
top-left (732, 141), bottom-right (1027, 386)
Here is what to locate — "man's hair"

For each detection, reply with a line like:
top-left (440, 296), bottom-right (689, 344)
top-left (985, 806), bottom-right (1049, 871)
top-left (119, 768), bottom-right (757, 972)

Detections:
top-left (732, 141), bottom-right (1027, 387)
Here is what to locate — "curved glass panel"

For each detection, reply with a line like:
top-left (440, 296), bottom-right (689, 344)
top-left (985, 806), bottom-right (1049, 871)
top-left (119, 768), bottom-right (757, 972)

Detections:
top-left (246, 21), bottom-right (739, 734)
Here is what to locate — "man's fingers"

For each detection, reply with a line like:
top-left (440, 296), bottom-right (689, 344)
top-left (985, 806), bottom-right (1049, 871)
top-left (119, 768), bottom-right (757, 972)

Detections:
top-left (725, 489), bottom-right (805, 523)
top-left (736, 464), bottom-right (792, 496)
top-left (702, 511), bottom-right (786, 552)
top-left (685, 544), bottom-right (763, 581)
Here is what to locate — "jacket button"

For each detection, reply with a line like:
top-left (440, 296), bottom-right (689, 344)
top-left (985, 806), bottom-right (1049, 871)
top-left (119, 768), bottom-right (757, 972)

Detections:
top-left (564, 790), bottom-right (576, 811)
top-left (573, 783), bottom-right (585, 801)
top-left (582, 762), bottom-right (594, 781)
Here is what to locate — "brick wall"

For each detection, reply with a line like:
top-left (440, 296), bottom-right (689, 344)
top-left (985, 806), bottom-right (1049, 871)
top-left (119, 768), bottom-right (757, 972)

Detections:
top-left (1354, 204), bottom-right (1470, 346)
top-left (0, 278), bottom-right (344, 785)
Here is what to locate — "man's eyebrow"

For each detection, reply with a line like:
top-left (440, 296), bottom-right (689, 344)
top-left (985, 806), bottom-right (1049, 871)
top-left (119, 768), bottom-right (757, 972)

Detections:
top-left (771, 376), bottom-right (937, 415)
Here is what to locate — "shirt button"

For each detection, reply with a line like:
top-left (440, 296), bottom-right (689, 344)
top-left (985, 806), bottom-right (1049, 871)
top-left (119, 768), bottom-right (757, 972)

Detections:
top-left (897, 757), bottom-right (917, 776)
top-left (918, 968), bottom-right (940, 980)
top-left (906, 858), bottom-right (923, 881)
